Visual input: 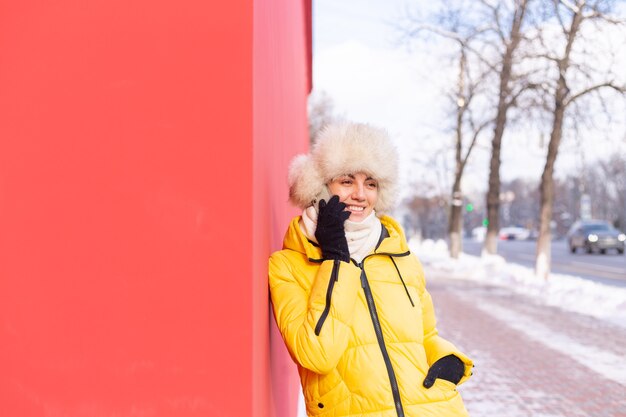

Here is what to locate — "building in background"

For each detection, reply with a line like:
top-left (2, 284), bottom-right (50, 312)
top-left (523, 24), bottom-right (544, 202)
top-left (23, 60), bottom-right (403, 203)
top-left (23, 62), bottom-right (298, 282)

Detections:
top-left (0, 1), bottom-right (310, 416)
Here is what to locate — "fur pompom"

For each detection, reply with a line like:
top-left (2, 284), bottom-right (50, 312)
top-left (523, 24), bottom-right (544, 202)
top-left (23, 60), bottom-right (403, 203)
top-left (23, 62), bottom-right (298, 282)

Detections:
top-left (288, 154), bottom-right (325, 209)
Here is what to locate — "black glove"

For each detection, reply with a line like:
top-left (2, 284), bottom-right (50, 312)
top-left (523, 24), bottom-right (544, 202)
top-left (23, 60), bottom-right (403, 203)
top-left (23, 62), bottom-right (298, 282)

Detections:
top-left (315, 195), bottom-right (350, 262)
top-left (423, 354), bottom-right (465, 388)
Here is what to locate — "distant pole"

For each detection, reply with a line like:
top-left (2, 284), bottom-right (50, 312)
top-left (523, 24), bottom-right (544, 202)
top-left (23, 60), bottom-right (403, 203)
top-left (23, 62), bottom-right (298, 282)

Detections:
top-left (580, 194), bottom-right (591, 220)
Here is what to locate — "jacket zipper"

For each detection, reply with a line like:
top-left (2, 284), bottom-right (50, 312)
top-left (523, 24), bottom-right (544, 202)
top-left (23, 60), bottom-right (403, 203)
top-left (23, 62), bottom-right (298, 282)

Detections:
top-left (309, 251), bottom-right (410, 335)
top-left (314, 259), bottom-right (340, 336)
top-left (357, 258), bottom-right (405, 417)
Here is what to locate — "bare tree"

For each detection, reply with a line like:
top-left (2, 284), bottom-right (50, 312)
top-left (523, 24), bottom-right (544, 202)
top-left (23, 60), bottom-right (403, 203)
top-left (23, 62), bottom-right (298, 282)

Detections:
top-left (448, 47), bottom-right (491, 258)
top-left (483, 0), bottom-right (534, 255)
top-left (307, 91), bottom-right (343, 144)
top-left (533, 0), bottom-right (626, 279)
top-left (398, 2), bottom-right (492, 258)
top-left (406, 194), bottom-right (449, 239)
top-left (400, 0), bottom-right (536, 255)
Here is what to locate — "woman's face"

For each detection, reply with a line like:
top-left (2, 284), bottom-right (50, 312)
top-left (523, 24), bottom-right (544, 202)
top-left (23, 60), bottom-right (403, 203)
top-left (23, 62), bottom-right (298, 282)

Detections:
top-left (327, 172), bottom-right (378, 222)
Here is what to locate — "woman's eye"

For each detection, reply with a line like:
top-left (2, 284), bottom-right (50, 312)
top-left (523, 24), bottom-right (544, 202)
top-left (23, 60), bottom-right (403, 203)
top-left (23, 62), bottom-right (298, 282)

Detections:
top-left (341, 180), bottom-right (352, 185)
top-left (367, 182), bottom-right (378, 188)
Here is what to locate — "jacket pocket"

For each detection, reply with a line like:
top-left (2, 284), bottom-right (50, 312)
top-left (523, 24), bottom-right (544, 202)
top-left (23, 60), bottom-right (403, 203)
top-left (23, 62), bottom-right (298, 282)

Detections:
top-left (416, 375), bottom-right (457, 403)
top-left (431, 378), bottom-right (458, 402)
top-left (306, 379), bottom-right (351, 416)
top-left (433, 378), bottom-right (457, 391)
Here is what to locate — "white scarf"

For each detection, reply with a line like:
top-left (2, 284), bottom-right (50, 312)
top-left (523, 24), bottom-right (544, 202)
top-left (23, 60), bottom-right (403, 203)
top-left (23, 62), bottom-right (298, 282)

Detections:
top-left (300, 206), bottom-right (383, 263)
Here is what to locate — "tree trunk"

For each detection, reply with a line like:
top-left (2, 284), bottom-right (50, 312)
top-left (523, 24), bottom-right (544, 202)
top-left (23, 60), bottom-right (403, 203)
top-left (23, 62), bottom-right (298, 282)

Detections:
top-left (484, 115), bottom-right (504, 255)
top-left (536, 5), bottom-right (583, 280)
top-left (536, 104), bottom-right (565, 280)
top-left (449, 181), bottom-right (463, 259)
top-left (483, 1), bottom-right (528, 255)
top-left (536, 93), bottom-right (567, 275)
top-left (449, 51), bottom-right (466, 259)
top-left (484, 59), bottom-right (513, 255)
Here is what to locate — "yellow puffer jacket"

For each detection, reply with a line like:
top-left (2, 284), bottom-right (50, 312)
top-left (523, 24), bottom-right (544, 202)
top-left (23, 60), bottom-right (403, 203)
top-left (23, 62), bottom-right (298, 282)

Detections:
top-left (269, 215), bottom-right (473, 417)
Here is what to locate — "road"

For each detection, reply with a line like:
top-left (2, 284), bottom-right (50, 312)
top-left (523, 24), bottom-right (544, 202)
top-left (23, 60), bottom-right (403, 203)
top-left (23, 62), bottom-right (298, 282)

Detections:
top-left (462, 238), bottom-right (626, 287)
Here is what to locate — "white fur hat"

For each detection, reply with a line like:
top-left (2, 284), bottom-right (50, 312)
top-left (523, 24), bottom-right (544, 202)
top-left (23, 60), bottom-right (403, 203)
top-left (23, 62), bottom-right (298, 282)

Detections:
top-left (288, 122), bottom-right (398, 213)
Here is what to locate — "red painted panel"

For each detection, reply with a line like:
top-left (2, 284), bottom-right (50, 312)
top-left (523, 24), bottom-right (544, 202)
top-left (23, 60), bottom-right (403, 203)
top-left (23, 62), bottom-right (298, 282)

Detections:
top-left (253, 1), bottom-right (311, 417)
top-left (1, 1), bottom-right (252, 416)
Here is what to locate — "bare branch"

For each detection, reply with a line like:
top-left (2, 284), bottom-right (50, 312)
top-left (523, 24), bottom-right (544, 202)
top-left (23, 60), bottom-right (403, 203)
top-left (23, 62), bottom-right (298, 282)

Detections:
top-left (461, 119), bottom-right (492, 170)
top-left (559, 0), bottom-right (583, 15)
top-left (553, 0), bottom-right (569, 35)
top-left (525, 52), bottom-right (561, 63)
top-left (479, 0), bottom-right (507, 43)
top-left (506, 81), bottom-right (544, 108)
top-left (565, 82), bottom-right (626, 106)
top-left (406, 23), bottom-right (464, 42)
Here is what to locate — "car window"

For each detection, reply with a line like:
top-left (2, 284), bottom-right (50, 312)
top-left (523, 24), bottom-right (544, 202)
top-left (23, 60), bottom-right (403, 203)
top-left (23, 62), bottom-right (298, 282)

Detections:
top-left (583, 224), bottom-right (610, 232)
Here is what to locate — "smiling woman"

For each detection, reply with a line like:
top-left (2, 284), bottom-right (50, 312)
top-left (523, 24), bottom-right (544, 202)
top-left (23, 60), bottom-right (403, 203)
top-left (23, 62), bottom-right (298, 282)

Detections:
top-left (269, 122), bottom-right (474, 417)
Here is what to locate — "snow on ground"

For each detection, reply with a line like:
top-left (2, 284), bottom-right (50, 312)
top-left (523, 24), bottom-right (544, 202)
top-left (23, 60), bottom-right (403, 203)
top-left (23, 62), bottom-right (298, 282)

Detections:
top-left (473, 297), bottom-right (626, 385)
top-left (410, 237), bottom-right (626, 329)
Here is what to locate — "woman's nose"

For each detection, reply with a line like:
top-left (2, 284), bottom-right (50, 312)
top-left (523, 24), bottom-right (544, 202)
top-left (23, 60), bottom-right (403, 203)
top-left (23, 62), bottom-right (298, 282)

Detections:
top-left (352, 183), bottom-right (365, 200)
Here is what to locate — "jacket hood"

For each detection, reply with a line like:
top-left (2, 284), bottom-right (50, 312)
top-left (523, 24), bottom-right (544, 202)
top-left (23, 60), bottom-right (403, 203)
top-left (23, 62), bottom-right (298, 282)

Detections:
top-left (288, 122), bottom-right (399, 213)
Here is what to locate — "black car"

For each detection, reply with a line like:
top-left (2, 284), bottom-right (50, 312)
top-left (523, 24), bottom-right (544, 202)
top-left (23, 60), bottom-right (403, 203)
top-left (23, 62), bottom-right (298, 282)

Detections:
top-left (567, 220), bottom-right (625, 255)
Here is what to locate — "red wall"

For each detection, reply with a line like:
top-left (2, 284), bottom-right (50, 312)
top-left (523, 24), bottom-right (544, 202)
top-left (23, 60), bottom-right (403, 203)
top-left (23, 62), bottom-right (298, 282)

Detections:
top-left (254, 1), bottom-right (311, 417)
top-left (0, 1), bottom-right (309, 416)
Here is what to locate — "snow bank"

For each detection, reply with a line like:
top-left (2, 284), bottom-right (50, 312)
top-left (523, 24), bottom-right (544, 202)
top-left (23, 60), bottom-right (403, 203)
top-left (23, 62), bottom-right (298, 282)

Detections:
top-left (410, 238), bottom-right (626, 328)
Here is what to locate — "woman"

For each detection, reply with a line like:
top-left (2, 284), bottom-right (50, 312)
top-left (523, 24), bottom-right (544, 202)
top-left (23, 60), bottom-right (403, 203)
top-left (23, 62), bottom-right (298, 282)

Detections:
top-left (269, 122), bottom-right (473, 417)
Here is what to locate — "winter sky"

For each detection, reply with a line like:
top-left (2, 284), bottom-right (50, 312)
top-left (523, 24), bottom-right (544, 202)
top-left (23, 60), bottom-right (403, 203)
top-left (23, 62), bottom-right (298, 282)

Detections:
top-left (312, 0), bottom-right (626, 200)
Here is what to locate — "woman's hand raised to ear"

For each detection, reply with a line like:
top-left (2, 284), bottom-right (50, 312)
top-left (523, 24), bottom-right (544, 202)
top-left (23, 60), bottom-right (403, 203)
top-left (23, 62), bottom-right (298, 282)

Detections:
top-left (315, 195), bottom-right (351, 262)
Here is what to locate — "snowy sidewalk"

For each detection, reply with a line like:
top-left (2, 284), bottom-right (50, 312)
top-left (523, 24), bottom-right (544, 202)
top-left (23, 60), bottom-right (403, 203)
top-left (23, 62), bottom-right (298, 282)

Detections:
top-left (427, 274), bottom-right (626, 417)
